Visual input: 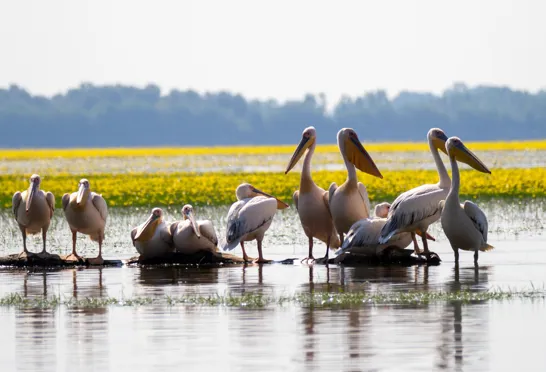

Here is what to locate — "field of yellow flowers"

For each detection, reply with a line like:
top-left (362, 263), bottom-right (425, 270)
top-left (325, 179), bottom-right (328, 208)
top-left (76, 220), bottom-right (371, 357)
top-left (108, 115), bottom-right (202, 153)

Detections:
top-left (1, 167), bottom-right (544, 209)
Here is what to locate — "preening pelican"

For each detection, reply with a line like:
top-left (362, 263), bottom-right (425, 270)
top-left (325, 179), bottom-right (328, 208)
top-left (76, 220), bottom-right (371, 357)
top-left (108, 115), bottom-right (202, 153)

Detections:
top-left (222, 183), bottom-right (289, 263)
top-left (171, 204), bottom-right (219, 254)
top-left (131, 207), bottom-right (173, 259)
top-left (328, 128), bottom-right (383, 245)
top-left (440, 137), bottom-right (493, 266)
top-left (12, 174), bottom-right (55, 258)
top-left (336, 202), bottom-right (435, 257)
top-left (62, 179), bottom-right (108, 265)
top-left (378, 128), bottom-right (450, 258)
top-left (285, 126), bottom-right (340, 262)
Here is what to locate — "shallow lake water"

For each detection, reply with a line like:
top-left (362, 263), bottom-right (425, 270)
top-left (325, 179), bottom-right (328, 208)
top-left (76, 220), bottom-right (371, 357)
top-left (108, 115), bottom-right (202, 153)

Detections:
top-left (0, 200), bottom-right (545, 371)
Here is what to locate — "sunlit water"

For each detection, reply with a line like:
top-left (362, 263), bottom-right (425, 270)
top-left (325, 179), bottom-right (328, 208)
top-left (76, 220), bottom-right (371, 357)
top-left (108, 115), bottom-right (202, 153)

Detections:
top-left (0, 200), bottom-right (545, 371)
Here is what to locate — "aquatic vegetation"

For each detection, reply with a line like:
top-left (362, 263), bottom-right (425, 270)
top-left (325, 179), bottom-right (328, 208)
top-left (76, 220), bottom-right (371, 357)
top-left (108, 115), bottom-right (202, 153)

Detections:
top-left (0, 167), bottom-right (544, 209)
top-left (1, 139), bottom-right (546, 160)
top-left (0, 287), bottom-right (543, 309)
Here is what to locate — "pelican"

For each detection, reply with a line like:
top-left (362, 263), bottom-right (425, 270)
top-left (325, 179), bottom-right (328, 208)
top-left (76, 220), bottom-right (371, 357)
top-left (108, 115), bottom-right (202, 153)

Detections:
top-left (328, 128), bottom-right (383, 245)
top-left (440, 137), bottom-right (493, 266)
top-left (336, 202), bottom-right (435, 257)
top-left (171, 204), bottom-right (219, 254)
top-left (221, 183), bottom-right (289, 263)
top-left (378, 128), bottom-right (450, 258)
top-left (285, 126), bottom-right (340, 262)
top-left (131, 207), bottom-right (174, 259)
top-left (62, 178), bottom-right (108, 265)
top-left (12, 174), bottom-right (55, 258)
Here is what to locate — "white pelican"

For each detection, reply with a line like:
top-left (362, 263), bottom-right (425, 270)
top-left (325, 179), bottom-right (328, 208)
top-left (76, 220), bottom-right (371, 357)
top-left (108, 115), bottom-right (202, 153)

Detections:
top-left (221, 183), bottom-right (289, 263)
top-left (62, 178), bottom-right (108, 265)
top-left (440, 137), bottom-right (493, 266)
top-left (12, 174), bottom-right (55, 258)
top-left (285, 126), bottom-right (340, 262)
top-left (336, 202), bottom-right (435, 257)
top-left (378, 128), bottom-right (450, 258)
top-left (131, 207), bottom-right (174, 259)
top-left (328, 128), bottom-right (383, 245)
top-left (171, 204), bottom-right (219, 254)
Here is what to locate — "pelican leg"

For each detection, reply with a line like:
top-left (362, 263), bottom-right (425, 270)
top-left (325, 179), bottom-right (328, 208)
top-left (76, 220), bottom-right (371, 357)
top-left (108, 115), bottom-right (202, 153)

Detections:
top-left (452, 246), bottom-right (459, 267)
top-left (240, 241), bottom-right (251, 262)
top-left (412, 232), bottom-right (423, 255)
top-left (473, 250), bottom-right (479, 267)
top-left (65, 229), bottom-right (82, 262)
top-left (18, 227), bottom-right (32, 259)
top-left (37, 227), bottom-right (51, 259)
top-left (88, 231), bottom-right (104, 266)
top-left (420, 231), bottom-right (431, 259)
top-left (301, 236), bottom-right (315, 263)
top-left (321, 235), bottom-right (331, 262)
top-left (254, 239), bottom-right (271, 264)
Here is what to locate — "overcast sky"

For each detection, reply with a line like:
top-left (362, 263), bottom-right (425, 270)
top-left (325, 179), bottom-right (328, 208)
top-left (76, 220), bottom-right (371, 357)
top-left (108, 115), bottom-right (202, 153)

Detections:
top-left (1, 0), bottom-right (544, 106)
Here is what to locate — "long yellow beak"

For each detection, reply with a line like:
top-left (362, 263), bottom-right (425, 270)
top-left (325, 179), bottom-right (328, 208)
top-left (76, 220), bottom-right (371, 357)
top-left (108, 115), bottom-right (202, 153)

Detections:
top-left (345, 136), bottom-right (383, 178)
top-left (184, 210), bottom-right (201, 238)
top-left (252, 187), bottom-right (290, 209)
top-left (134, 214), bottom-right (158, 241)
top-left (285, 136), bottom-right (313, 174)
top-left (26, 182), bottom-right (38, 213)
top-left (76, 183), bottom-right (86, 205)
top-left (452, 142), bottom-right (491, 174)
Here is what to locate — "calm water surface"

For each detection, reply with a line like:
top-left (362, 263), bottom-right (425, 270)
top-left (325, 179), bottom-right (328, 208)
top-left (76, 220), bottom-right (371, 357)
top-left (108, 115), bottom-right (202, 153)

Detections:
top-left (0, 201), bottom-right (545, 371)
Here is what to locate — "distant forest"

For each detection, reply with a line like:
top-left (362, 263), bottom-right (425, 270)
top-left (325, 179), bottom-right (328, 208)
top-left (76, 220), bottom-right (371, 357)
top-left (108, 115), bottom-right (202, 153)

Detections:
top-left (0, 83), bottom-right (545, 148)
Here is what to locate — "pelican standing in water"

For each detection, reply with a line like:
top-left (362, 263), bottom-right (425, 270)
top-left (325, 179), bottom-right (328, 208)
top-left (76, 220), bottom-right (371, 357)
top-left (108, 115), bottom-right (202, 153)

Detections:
top-left (12, 174), bottom-right (55, 258)
top-left (440, 137), bottom-right (493, 266)
top-left (378, 128), bottom-right (450, 258)
top-left (131, 207), bottom-right (173, 259)
top-left (222, 183), bottom-right (289, 263)
top-left (285, 126), bottom-right (340, 262)
top-left (328, 128), bottom-right (383, 245)
top-left (62, 179), bottom-right (108, 265)
top-left (171, 204), bottom-right (219, 254)
top-left (336, 202), bottom-right (435, 257)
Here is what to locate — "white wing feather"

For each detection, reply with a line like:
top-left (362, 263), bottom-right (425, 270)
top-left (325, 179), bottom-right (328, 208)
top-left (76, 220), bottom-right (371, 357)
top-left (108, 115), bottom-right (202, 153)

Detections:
top-left (463, 200), bottom-right (488, 242)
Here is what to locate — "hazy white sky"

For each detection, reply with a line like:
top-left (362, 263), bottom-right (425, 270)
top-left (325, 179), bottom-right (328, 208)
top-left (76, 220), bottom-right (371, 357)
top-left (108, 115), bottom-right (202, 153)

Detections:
top-left (1, 0), bottom-right (545, 106)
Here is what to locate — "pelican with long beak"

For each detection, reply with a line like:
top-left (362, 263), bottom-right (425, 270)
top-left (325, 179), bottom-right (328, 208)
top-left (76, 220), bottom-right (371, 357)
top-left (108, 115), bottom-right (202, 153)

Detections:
top-left (222, 183), bottom-right (289, 263)
top-left (171, 204), bottom-right (219, 254)
top-left (440, 137), bottom-right (493, 266)
top-left (12, 174), bottom-right (55, 258)
top-left (328, 128), bottom-right (383, 246)
top-left (378, 128), bottom-right (450, 258)
top-left (62, 178), bottom-right (108, 265)
top-left (335, 202), bottom-right (435, 259)
top-left (131, 207), bottom-right (174, 259)
top-left (285, 126), bottom-right (340, 262)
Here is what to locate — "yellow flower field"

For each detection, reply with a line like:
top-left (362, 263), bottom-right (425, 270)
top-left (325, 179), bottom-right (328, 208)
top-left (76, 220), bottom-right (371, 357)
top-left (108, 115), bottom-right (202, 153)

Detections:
top-left (1, 168), bottom-right (544, 209)
top-left (1, 139), bottom-right (546, 160)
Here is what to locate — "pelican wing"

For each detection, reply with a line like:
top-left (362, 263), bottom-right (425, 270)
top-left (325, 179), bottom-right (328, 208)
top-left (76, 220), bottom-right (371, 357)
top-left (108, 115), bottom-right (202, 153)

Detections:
top-left (463, 200), bottom-right (488, 242)
top-left (223, 197), bottom-right (276, 251)
top-left (340, 218), bottom-right (385, 250)
top-left (357, 182), bottom-right (371, 217)
top-left (292, 190), bottom-right (299, 211)
top-left (12, 191), bottom-right (22, 217)
top-left (45, 192), bottom-right (55, 218)
top-left (379, 184), bottom-right (445, 243)
top-left (130, 227), bottom-right (137, 247)
top-left (91, 193), bottom-right (108, 222)
top-left (199, 220), bottom-right (219, 247)
top-left (322, 191), bottom-right (333, 217)
top-left (159, 223), bottom-right (174, 246)
top-left (62, 193), bottom-right (71, 211)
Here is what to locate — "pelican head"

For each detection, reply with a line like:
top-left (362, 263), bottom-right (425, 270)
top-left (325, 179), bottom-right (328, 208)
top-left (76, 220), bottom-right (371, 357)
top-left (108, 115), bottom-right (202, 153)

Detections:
top-left (338, 128), bottom-right (383, 179)
top-left (76, 178), bottom-right (91, 206)
top-left (182, 204), bottom-right (201, 238)
top-left (235, 183), bottom-right (290, 209)
top-left (26, 174), bottom-right (41, 213)
top-left (285, 126), bottom-right (317, 174)
top-left (374, 202), bottom-right (391, 218)
top-left (427, 128), bottom-right (449, 155)
top-left (446, 137), bottom-right (491, 174)
top-left (134, 207), bottom-right (164, 241)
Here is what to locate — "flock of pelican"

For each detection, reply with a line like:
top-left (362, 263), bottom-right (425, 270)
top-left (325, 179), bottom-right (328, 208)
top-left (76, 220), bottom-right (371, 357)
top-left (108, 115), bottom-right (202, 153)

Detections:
top-left (11, 126), bottom-right (494, 266)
